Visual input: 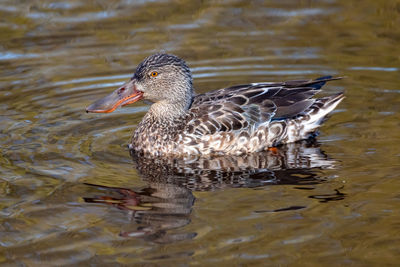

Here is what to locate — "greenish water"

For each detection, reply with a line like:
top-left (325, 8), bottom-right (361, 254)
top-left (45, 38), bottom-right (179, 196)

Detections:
top-left (0, 0), bottom-right (399, 265)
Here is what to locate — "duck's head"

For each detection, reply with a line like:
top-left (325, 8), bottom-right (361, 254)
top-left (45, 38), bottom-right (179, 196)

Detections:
top-left (86, 54), bottom-right (193, 113)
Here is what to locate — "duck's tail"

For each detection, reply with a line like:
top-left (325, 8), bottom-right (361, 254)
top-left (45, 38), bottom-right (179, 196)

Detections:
top-left (301, 93), bottom-right (345, 136)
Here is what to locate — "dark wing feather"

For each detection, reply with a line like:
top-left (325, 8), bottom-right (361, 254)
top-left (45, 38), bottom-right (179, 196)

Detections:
top-left (186, 76), bottom-right (341, 135)
top-left (185, 99), bottom-right (276, 135)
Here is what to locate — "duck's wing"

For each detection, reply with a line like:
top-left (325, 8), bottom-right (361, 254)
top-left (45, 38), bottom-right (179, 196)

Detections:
top-left (186, 76), bottom-right (341, 135)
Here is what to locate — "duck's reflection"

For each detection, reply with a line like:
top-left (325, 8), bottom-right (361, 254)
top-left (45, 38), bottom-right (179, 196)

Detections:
top-left (84, 139), bottom-right (341, 243)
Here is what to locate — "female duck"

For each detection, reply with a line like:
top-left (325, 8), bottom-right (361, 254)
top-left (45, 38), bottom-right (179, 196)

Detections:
top-left (86, 54), bottom-right (343, 157)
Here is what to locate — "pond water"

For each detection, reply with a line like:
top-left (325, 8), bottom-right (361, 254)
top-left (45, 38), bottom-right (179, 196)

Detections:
top-left (1, 0), bottom-right (399, 265)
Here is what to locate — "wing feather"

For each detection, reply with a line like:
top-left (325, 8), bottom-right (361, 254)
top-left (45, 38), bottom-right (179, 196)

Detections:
top-left (185, 76), bottom-right (341, 135)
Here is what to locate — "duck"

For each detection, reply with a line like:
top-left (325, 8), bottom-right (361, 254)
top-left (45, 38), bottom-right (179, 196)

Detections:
top-left (86, 53), bottom-right (344, 157)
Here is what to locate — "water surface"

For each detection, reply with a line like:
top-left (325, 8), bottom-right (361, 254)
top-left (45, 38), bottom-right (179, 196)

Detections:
top-left (1, 0), bottom-right (400, 265)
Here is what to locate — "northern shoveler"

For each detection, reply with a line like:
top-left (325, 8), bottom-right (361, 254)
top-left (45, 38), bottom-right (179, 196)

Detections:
top-left (86, 53), bottom-right (344, 157)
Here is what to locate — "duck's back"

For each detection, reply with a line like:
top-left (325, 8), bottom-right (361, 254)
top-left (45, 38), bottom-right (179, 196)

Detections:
top-left (177, 76), bottom-right (344, 155)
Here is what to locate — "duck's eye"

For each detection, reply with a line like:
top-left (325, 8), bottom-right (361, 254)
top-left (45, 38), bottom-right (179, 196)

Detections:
top-left (150, 71), bottom-right (158, 77)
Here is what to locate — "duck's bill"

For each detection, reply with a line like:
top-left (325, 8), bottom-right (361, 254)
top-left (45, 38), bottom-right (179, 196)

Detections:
top-left (86, 79), bottom-right (143, 113)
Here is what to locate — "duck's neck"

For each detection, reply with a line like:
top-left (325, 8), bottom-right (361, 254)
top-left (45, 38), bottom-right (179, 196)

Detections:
top-left (147, 99), bottom-right (191, 121)
top-left (132, 97), bottom-right (193, 153)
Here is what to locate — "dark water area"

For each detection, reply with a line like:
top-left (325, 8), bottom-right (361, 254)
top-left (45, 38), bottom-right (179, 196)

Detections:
top-left (1, 0), bottom-right (399, 265)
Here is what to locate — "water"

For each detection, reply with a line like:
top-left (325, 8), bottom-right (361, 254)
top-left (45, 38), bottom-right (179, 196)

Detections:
top-left (1, 0), bottom-right (399, 265)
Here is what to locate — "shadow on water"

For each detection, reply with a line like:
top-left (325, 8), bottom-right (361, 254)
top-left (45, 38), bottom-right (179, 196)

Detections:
top-left (83, 139), bottom-right (345, 244)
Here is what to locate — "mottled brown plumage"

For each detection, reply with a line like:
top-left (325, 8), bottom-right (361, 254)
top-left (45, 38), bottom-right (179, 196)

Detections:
top-left (86, 54), bottom-right (344, 157)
